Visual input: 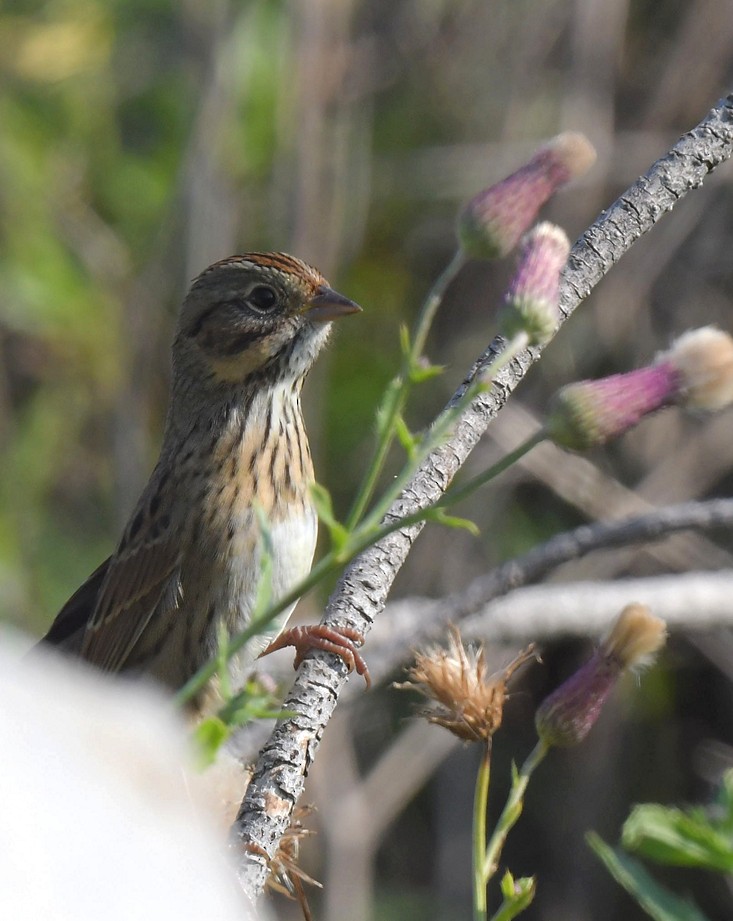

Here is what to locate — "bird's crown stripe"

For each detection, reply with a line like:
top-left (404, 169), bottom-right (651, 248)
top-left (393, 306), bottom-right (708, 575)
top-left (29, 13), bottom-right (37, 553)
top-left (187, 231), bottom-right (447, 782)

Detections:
top-left (193, 252), bottom-right (317, 284)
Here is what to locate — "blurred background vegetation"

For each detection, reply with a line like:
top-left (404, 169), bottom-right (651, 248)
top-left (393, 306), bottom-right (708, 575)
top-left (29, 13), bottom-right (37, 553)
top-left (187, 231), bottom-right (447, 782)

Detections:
top-left (3, 1), bottom-right (733, 919)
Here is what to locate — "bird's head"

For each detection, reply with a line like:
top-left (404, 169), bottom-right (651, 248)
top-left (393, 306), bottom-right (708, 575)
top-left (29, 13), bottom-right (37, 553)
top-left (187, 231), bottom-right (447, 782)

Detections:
top-left (174, 252), bottom-right (361, 387)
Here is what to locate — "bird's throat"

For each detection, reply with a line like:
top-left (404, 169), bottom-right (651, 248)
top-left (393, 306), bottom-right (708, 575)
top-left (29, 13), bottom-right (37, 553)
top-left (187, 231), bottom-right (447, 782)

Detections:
top-left (211, 381), bottom-right (314, 522)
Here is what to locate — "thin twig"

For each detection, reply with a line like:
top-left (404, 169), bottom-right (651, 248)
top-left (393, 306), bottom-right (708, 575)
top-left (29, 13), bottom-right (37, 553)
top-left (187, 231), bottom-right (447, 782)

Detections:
top-left (363, 498), bottom-right (733, 680)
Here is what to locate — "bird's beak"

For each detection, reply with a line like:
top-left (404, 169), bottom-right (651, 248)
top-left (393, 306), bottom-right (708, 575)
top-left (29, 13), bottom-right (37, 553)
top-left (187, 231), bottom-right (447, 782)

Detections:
top-left (305, 285), bottom-right (362, 323)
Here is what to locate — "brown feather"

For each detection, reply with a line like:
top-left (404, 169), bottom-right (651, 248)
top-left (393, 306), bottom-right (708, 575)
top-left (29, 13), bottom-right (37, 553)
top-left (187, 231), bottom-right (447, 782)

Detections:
top-left (80, 537), bottom-right (182, 672)
top-left (40, 557), bottom-right (111, 650)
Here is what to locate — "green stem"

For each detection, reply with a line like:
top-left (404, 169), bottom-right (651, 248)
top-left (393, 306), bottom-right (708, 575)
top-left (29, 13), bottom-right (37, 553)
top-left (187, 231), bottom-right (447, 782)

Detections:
top-left (346, 250), bottom-right (465, 529)
top-left (473, 740), bottom-right (492, 921)
top-left (347, 431), bottom-right (541, 548)
top-left (441, 431), bottom-right (544, 509)
top-left (482, 740), bottom-right (549, 881)
top-left (358, 331), bottom-right (535, 533)
top-left (411, 249), bottom-right (466, 359)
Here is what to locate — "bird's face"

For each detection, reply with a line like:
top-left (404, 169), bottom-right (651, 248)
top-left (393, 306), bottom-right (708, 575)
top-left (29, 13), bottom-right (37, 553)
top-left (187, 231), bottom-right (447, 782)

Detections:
top-left (175, 253), bottom-right (360, 385)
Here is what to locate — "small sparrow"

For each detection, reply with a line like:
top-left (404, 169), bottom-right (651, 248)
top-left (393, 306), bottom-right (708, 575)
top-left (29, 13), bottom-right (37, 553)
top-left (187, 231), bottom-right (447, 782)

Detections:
top-left (40, 252), bottom-right (367, 712)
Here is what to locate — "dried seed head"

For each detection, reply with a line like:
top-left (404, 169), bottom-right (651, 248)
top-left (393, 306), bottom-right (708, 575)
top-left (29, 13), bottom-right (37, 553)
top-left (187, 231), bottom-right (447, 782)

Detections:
top-left (396, 626), bottom-right (537, 743)
top-left (498, 222), bottom-right (570, 345)
top-left (659, 326), bottom-right (733, 411)
top-left (457, 132), bottom-right (595, 260)
top-left (535, 604), bottom-right (666, 748)
top-left (265, 805), bottom-right (322, 909)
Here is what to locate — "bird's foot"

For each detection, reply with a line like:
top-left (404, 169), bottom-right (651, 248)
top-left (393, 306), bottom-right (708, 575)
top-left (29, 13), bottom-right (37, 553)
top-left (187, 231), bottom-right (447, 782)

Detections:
top-left (260, 625), bottom-right (370, 688)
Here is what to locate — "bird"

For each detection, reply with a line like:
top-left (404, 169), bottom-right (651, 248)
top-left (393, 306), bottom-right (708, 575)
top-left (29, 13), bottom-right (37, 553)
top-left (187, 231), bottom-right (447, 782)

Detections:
top-left (39, 252), bottom-right (368, 714)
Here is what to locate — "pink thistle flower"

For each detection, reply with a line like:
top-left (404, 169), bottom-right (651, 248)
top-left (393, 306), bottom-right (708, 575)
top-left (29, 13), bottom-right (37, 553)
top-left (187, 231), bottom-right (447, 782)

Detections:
top-left (546, 326), bottom-right (733, 450)
top-left (535, 604), bottom-right (666, 748)
top-left (457, 132), bottom-right (595, 260)
top-left (498, 223), bottom-right (570, 346)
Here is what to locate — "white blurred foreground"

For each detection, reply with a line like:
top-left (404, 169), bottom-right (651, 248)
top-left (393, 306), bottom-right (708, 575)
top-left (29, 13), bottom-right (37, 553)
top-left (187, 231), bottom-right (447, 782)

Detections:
top-left (1, 631), bottom-right (260, 920)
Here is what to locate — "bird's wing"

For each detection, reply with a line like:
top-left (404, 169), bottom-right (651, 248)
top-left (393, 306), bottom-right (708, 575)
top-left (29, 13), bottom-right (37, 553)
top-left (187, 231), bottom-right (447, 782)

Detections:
top-left (41, 539), bottom-right (182, 674)
top-left (41, 556), bottom-right (112, 649)
top-left (42, 465), bottom-right (185, 673)
top-left (78, 517), bottom-right (183, 674)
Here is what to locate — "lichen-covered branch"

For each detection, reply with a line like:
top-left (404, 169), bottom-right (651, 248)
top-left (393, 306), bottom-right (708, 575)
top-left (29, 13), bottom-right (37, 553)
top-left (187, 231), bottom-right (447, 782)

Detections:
top-left (231, 93), bottom-right (733, 899)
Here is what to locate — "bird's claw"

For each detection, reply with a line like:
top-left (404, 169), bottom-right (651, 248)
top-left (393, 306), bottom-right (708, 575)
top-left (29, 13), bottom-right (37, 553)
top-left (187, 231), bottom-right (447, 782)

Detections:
top-left (260, 625), bottom-right (371, 688)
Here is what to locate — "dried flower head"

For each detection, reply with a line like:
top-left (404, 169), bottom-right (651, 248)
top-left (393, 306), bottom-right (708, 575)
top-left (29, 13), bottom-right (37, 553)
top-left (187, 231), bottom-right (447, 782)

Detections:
top-left (457, 131), bottom-right (595, 260)
top-left (601, 601), bottom-right (667, 669)
top-left (396, 626), bottom-right (537, 743)
top-left (659, 326), bottom-right (733, 411)
top-left (546, 326), bottom-right (733, 451)
top-left (535, 604), bottom-right (666, 748)
top-left (498, 222), bottom-right (570, 346)
top-left (265, 804), bottom-right (321, 916)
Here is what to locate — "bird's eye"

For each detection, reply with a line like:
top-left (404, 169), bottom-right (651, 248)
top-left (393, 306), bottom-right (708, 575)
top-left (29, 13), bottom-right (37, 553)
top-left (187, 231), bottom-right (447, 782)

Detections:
top-left (246, 285), bottom-right (279, 313)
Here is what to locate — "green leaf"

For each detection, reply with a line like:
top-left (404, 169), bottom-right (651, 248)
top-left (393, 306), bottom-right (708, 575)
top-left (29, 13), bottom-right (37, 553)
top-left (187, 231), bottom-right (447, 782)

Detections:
top-left (309, 482), bottom-right (349, 551)
top-left (394, 414), bottom-right (417, 458)
top-left (194, 683), bottom-right (294, 769)
top-left (217, 677), bottom-right (291, 728)
top-left (499, 870), bottom-right (517, 899)
top-left (587, 832), bottom-right (710, 921)
top-left (193, 717), bottom-right (230, 769)
top-left (622, 804), bottom-right (733, 872)
top-left (408, 360), bottom-right (444, 384)
top-left (490, 871), bottom-right (536, 921)
top-left (397, 321), bottom-right (443, 382)
top-left (423, 507), bottom-right (480, 536)
top-left (374, 375), bottom-right (403, 438)
top-left (399, 323), bottom-right (412, 359)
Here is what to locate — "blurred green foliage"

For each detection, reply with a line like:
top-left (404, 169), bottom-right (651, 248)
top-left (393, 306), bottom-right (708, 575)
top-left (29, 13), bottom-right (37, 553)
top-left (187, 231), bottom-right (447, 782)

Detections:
top-left (3, 3), bottom-right (733, 919)
top-left (590, 772), bottom-right (733, 919)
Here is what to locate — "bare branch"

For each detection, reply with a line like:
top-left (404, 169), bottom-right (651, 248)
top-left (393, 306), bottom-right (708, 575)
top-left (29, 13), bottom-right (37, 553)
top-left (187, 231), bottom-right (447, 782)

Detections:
top-left (457, 571), bottom-right (733, 644)
top-left (231, 94), bottom-right (733, 898)
top-left (362, 498), bottom-right (733, 683)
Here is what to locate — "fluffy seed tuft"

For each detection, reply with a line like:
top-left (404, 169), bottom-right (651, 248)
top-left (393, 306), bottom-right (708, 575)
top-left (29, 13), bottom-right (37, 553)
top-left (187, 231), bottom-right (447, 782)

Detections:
top-left (659, 326), bottom-right (733, 411)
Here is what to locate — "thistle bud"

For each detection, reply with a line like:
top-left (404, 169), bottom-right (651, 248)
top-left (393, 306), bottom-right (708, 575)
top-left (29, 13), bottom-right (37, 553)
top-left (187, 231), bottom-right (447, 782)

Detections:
top-left (546, 326), bottom-right (733, 451)
top-left (498, 223), bottom-right (570, 346)
top-left (457, 132), bottom-right (595, 260)
top-left (535, 604), bottom-right (666, 748)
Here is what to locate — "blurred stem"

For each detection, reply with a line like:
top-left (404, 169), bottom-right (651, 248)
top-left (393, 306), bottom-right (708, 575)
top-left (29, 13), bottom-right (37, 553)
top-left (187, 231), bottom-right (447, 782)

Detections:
top-left (483, 739), bottom-right (549, 880)
top-left (442, 431), bottom-right (544, 509)
top-left (489, 886), bottom-right (535, 921)
top-left (346, 250), bottom-right (465, 529)
top-left (358, 330), bottom-right (531, 534)
top-left (473, 740), bottom-right (493, 921)
top-left (412, 249), bottom-right (466, 358)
